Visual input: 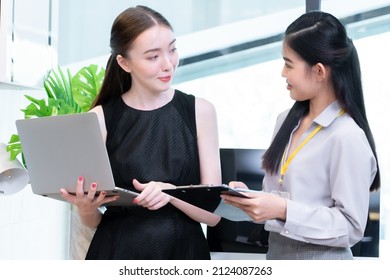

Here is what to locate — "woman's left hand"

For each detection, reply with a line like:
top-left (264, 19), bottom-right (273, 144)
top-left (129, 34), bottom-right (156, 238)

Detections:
top-left (132, 179), bottom-right (175, 210)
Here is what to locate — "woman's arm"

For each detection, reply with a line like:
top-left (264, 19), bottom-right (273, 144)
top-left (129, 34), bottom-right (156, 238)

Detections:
top-left (171, 97), bottom-right (221, 226)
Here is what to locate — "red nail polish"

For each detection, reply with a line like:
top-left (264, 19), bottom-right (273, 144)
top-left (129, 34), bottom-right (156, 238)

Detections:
top-left (101, 191), bottom-right (106, 196)
top-left (91, 183), bottom-right (97, 188)
top-left (78, 176), bottom-right (83, 181)
top-left (133, 198), bottom-right (138, 204)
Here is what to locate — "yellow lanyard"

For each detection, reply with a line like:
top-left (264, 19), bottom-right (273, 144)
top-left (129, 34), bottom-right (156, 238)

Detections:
top-left (279, 109), bottom-right (345, 186)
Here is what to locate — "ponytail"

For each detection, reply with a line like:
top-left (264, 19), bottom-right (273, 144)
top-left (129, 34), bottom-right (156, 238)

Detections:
top-left (91, 55), bottom-right (132, 108)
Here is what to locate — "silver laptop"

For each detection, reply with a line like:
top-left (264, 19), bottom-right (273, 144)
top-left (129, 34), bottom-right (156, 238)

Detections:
top-left (15, 112), bottom-right (139, 206)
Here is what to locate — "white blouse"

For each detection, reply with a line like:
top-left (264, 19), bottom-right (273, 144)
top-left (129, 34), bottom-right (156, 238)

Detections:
top-left (264, 101), bottom-right (377, 247)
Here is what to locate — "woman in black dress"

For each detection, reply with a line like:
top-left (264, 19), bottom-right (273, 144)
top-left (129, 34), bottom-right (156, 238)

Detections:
top-left (60, 5), bottom-right (221, 259)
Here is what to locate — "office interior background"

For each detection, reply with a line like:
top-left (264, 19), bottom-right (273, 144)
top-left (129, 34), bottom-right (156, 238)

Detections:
top-left (0, 0), bottom-right (389, 259)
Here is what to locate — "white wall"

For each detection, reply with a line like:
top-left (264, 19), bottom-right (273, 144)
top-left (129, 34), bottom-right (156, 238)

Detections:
top-left (0, 89), bottom-right (71, 259)
top-left (0, 0), bottom-right (70, 260)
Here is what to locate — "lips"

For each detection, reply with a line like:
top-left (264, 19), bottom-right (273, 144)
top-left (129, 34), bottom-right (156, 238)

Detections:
top-left (286, 81), bottom-right (292, 90)
top-left (158, 76), bottom-right (171, 82)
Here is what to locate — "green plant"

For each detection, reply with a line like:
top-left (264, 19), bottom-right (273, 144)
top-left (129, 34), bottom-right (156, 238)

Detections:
top-left (6, 64), bottom-right (105, 163)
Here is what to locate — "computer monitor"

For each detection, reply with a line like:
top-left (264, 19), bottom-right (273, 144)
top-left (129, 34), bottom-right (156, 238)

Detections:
top-left (207, 148), bottom-right (269, 254)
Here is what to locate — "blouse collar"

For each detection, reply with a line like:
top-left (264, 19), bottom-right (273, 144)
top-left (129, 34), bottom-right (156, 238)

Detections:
top-left (313, 101), bottom-right (344, 128)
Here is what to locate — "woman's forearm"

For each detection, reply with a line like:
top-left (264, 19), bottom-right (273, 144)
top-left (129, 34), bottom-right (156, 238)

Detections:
top-left (169, 197), bottom-right (221, 226)
top-left (78, 208), bottom-right (102, 229)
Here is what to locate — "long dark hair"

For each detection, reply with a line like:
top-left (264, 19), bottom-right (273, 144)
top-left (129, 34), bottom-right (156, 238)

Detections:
top-left (262, 11), bottom-right (380, 191)
top-left (91, 6), bottom-right (173, 107)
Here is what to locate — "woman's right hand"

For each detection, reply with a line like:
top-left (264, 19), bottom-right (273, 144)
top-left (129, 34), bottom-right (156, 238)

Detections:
top-left (60, 176), bottom-right (119, 214)
top-left (132, 179), bottom-right (174, 210)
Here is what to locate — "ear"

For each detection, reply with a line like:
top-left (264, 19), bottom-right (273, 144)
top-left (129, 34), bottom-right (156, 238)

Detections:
top-left (313, 63), bottom-right (328, 81)
top-left (116, 55), bottom-right (131, 73)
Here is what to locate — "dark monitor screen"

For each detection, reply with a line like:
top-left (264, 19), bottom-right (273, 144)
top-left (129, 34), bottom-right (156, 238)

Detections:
top-left (207, 148), bottom-right (269, 254)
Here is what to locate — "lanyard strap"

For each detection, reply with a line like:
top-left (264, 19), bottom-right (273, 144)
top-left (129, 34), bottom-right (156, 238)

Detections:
top-left (279, 109), bottom-right (345, 186)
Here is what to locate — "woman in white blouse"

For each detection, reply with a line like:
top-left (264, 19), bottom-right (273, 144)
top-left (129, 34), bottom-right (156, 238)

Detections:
top-left (222, 11), bottom-right (380, 260)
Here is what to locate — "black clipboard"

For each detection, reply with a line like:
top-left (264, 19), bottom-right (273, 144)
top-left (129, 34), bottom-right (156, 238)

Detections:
top-left (162, 184), bottom-right (250, 213)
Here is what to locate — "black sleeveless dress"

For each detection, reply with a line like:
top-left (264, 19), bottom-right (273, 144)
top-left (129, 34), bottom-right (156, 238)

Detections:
top-left (85, 90), bottom-right (211, 260)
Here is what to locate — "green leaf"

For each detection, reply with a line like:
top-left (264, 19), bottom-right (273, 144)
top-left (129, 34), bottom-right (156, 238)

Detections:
top-left (21, 96), bottom-right (54, 118)
top-left (72, 64), bottom-right (105, 112)
top-left (43, 67), bottom-right (81, 114)
top-left (6, 134), bottom-right (22, 161)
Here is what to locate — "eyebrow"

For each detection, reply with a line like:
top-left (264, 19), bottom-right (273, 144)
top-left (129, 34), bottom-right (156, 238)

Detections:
top-left (143, 39), bottom-right (176, 55)
top-left (283, 56), bottom-right (293, 63)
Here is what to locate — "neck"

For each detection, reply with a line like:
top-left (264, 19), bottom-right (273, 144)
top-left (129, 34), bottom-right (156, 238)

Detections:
top-left (307, 93), bottom-right (337, 120)
top-left (122, 88), bottom-right (174, 110)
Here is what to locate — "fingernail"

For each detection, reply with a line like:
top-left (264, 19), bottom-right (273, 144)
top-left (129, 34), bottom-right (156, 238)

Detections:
top-left (78, 176), bottom-right (83, 181)
top-left (101, 191), bottom-right (106, 196)
top-left (133, 198), bottom-right (138, 204)
top-left (91, 183), bottom-right (97, 188)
